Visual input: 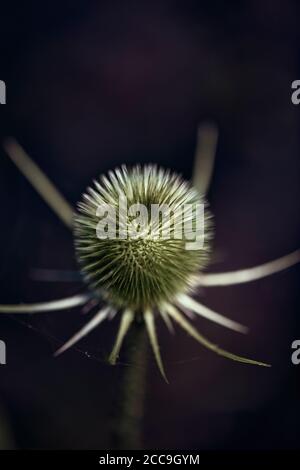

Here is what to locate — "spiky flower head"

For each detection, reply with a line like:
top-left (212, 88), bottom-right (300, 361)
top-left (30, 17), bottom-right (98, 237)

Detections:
top-left (75, 165), bottom-right (212, 311)
top-left (2, 139), bottom-right (277, 380)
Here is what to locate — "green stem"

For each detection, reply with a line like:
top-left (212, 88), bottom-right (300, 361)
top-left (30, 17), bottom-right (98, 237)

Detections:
top-left (110, 320), bottom-right (148, 450)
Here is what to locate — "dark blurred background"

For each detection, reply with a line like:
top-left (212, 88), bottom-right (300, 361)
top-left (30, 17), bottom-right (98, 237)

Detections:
top-left (0, 0), bottom-right (299, 450)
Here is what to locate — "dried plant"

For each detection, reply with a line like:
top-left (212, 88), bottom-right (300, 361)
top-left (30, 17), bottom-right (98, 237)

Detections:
top-left (1, 125), bottom-right (299, 382)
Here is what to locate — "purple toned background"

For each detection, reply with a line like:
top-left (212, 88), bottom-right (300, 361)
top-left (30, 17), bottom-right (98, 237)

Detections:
top-left (0, 0), bottom-right (299, 449)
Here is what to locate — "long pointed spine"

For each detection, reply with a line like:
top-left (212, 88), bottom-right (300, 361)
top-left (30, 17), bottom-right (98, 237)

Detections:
top-left (165, 304), bottom-right (270, 367)
top-left (144, 309), bottom-right (168, 383)
top-left (3, 138), bottom-right (74, 228)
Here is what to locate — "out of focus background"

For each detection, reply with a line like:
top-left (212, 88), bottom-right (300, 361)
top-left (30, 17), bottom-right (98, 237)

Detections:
top-left (0, 0), bottom-right (299, 449)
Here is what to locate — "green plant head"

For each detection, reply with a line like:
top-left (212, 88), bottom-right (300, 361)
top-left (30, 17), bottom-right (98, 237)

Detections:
top-left (74, 165), bottom-right (213, 311)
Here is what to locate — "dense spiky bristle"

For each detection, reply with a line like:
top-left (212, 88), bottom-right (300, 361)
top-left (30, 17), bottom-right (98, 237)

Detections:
top-left (74, 165), bottom-right (212, 310)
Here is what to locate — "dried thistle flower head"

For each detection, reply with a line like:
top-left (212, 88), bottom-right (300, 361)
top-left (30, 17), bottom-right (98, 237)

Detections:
top-left (75, 165), bottom-right (212, 310)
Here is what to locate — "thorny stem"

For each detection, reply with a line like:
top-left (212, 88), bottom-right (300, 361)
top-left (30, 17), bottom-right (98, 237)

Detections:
top-left (110, 319), bottom-right (148, 450)
top-left (108, 123), bottom-right (217, 447)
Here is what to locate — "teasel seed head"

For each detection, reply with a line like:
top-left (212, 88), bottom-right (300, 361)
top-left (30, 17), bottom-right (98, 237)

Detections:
top-left (2, 139), bottom-right (277, 379)
top-left (74, 165), bottom-right (213, 311)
